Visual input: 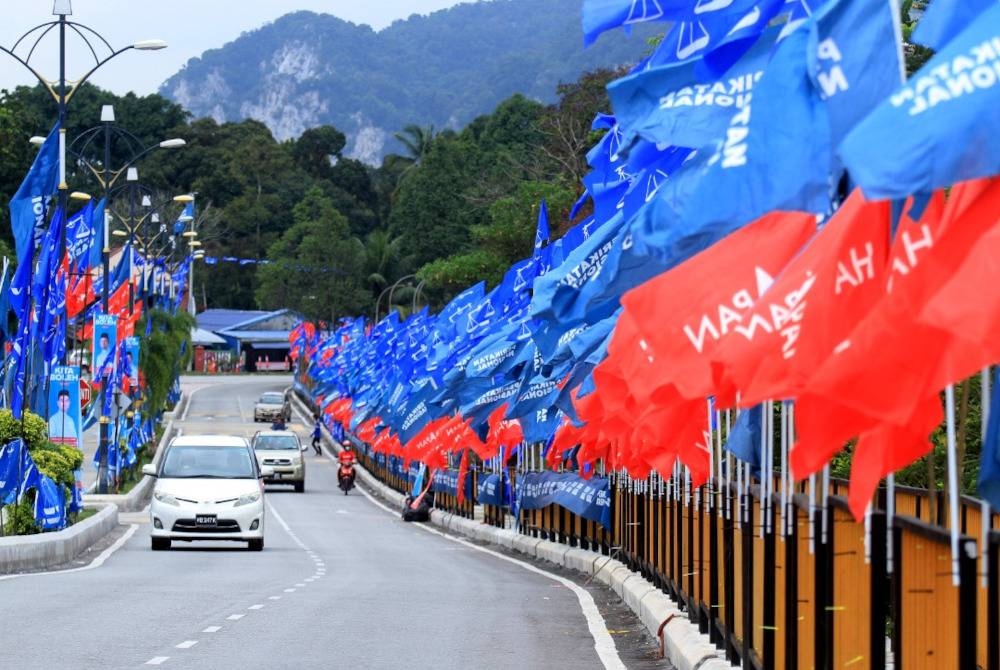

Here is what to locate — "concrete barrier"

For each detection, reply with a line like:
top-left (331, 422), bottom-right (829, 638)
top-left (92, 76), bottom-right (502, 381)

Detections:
top-left (0, 503), bottom-right (118, 574)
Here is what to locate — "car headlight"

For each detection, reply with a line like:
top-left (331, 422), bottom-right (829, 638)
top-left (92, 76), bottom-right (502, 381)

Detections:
top-left (153, 491), bottom-right (180, 506)
top-left (235, 492), bottom-right (262, 507)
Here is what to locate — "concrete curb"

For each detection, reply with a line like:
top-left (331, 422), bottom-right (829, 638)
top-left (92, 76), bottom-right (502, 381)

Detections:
top-left (290, 393), bottom-right (727, 668)
top-left (0, 502), bottom-right (119, 574)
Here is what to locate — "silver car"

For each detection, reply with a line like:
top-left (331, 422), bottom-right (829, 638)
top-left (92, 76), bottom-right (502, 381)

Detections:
top-left (254, 391), bottom-right (290, 423)
top-left (251, 430), bottom-right (307, 492)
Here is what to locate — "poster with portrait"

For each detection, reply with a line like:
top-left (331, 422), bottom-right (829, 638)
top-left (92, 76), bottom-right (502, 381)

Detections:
top-left (125, 336), bottom-right (141, 389)
top-left (92, 314), bottom-right (117, 381)
top-left (48, 366), bottom-right (83, 449)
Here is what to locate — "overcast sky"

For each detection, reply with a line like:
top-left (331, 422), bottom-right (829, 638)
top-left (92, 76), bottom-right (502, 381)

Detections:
top-left (0, 0), bottom-right (482, 96)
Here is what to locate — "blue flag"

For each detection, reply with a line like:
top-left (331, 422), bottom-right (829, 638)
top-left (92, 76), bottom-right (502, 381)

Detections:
top-left (608, 25), bottom-right (781, 149)
top-left (978, 370), bottom-right (1000, 509)
top-left (34, 475), bottom-right (66, 530)
top-left (0, 439), bottom-right (24, 504)
top-left (911, 0), bottom-right (995, 51)
top-left (582, 0), bottom-right (758, 47)
top-left (9, 123), bottom-right (60, 264)
top-left (534, 199), bottom-right (550, 251)
top-left (839, 3), bottom-right (1000, 199)
top-left (724, 404), bottom-right (763, 476)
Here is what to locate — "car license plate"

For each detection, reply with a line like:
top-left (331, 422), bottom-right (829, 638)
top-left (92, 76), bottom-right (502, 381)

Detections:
top-left (196, 515), bottom-right (217, 527)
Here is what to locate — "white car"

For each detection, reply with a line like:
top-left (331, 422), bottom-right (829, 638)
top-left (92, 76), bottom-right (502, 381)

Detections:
top-left (143, 434), bottom-right (273, 551)
top-left (252, 430), bottom-right (307, 492)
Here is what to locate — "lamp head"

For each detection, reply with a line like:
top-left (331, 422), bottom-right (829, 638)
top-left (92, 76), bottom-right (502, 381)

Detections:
top-left (100, 105), bottom-right (115, 123)
top-left (126, 167), bottom-right (138, 182)
top-left (69, 191), bottom-right (92, 201)
top-left (133, 40), bottom-right (168, 51)
top-left (52, 1), bottom-right (72, 16)
top-left (173, 194), bottom-right (194, 203)
top-left (159, 139), bottom-right (185, 149)
top-left (141, 194), bottom-right (151, 207)
top-left (112, 230), bottom-right (128, 238)
top-left (29, 136), bottom-right (46, 146)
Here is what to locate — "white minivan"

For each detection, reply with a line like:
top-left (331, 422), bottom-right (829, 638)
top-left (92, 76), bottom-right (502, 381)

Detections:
top-left (143, 434), bottom-right (273, 551)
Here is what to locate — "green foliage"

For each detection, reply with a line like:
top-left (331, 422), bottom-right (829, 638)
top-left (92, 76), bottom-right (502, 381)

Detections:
top-left (4, 499), bottom-right (39, 536)
top-left (0, 409), bottom-right (50, 450)
top-left (137, 310), bottom-right (195, 415)
top-left (31, 446), bottom-right (81, 491)
top-left (256, 187), bottom-right (369, 322)
top-left (418, 249), bottom-right (510, 295)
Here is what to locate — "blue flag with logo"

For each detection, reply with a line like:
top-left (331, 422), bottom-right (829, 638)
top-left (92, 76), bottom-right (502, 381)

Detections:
top-left (0, 439), bottom-right (24, 504)
top-left (9, 123), bottom-right (60, 264)
top-left (608, 24), bottom-right (780, 149)
top-left (582, 0), bottom-right (758, 47)
top-left (534, 199), bottom-right (550, 251)
top-left (839, 3), bottom-right (1000, 199)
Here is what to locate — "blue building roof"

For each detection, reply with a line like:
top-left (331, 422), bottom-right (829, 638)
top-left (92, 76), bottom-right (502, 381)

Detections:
top-left (197, 309), bottom-right (270, 332)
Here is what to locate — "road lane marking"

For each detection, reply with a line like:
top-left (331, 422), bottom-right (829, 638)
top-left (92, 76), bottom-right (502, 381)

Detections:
top-left (0, 523), bottom-right (138, 582)
top-left (295, 583), bottom-right (305, 587)
top-left (268, 596), bottom-right (281, 600)
top-left (356, 486), bottom-right (626, 670)
top-left (226, 614), bottom-right (244, 621)
top-left (283, 588), bottom-right (296, 593)
top-left (176, 641), bottom-right (198, 649)
top-left (202, 626), bottom-right (221, 633)
top-left (248, 604), bottom-right (264, 610)
top-left (145, 658), bottom-right (169, 665)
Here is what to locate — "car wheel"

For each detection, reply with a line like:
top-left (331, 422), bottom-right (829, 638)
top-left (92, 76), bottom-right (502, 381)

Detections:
top-left (151, 537), bottom-right (171, 551)
top-left (294, 481), bottom-right (304, 493)
top-left (248, 538), bottom-right (264, 552)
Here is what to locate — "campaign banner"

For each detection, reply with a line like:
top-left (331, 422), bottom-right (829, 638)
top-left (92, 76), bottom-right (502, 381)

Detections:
top-left (48, 366), bottom-right (83, 450)
top-left (477, 472), bottom-right (508, 507)
top-left (515, 471), bottom-right (612, 528)
top-left (430, 468), bottom-right (473, 501)
top-left (92, 314), bottom-right (117, 380)
top-left (125, 336), bottom-right (141, 388)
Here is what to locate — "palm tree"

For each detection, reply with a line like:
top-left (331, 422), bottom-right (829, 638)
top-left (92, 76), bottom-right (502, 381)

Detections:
top-left (383, 124), bottom-right (436, 203)
top-left (361, 228), bottom-right (402, 295)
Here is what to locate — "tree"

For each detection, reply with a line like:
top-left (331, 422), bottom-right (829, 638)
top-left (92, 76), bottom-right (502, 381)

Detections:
top-left (256, 187), bottom-right (368, 322)
top-left (291, 125), bottom-right (346, 180)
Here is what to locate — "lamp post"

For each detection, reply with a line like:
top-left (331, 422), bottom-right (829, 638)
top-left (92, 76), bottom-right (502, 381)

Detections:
top-left (374, 274), bottom-right (415, 322)
top-left (1, 2), bottom-right (166, 362)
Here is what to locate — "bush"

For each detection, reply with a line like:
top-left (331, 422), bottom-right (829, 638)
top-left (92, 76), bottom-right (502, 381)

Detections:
top-left (0, 409), bottom-right (49, 450)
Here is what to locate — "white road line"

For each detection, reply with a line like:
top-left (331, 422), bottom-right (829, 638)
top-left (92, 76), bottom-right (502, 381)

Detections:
top-left (248, 604), bottom-right (264, 610)
top-left (356, 486), bottom-right (625, 670)
top-left (226, 614), bottom-right (244, 621)
top-left (0, 523), bottom-right (139, 582)
top-left (175, 641), bottom-right (198, 649)
top-left (268, 596), bottom-right (281, 600)
top-left (202, 626), bottom-right (221, 633)
top-left (283, 588), bottom-right (296, 593)
top-left (294, 583), bottom-right (305, 587)
top-left (145, 657), bottom-right (169, 665)
top-left (180, 383), bottom-right (213, 421)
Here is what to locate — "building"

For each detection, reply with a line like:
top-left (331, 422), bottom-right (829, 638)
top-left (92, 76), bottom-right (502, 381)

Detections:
top-left (195, 308), bottom-right (299, 372)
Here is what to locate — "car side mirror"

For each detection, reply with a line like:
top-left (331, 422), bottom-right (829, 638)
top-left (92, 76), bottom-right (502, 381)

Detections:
top-left (260, 466), bottom-right (275, 478)
top-left (141, 464), bottom-right (157, 477)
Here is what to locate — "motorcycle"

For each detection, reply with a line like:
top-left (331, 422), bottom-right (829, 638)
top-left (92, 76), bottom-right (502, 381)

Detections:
top-left (338, 463), bottom-right (355, 495)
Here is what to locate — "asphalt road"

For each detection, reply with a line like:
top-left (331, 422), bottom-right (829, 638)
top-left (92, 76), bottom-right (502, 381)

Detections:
top-left (0, 376), bottom-right (668, 670)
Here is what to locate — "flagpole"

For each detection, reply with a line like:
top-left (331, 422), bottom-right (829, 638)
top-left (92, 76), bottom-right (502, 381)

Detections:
top-left (982, 368), bottom-right (992, 588)
top-left (945, 384), bottom-right (961, 586)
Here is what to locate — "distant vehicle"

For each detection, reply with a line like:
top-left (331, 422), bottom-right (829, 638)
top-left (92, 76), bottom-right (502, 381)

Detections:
top-left (252, 430), bottom-right (307, 493)
top-left (254, 391), bottom-right (290, 423)
top-left (143, 434), bottom-right (270, 551)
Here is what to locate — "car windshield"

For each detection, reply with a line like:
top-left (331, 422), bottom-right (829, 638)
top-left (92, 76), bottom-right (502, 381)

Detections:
top-left (160, 445), bottom-right (256, 478)
top-left (259, 393), bottom-right (284, 404)
top-left (254, 435), bottom-right (299, 451)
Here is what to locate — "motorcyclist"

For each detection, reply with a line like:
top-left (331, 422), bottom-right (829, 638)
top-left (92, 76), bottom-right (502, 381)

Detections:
top-left (337, 443), bottom-right (356, 490)
top-left (311, 418), bottom-right (323, 455)
top-left (270, 416), bottom-right (287, 431)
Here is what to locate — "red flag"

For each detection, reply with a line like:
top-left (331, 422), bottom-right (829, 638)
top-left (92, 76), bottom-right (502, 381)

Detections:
top-left (714, 191), bottom-right (892, 407)
top-left (619, 210), bottom-right (816, 401)
top-left (791, 179), bottom-right (997, 480)
top-left (456, 449), bottom-right (470, 505)
top-left (918, 179), bottom-right (1000, 359)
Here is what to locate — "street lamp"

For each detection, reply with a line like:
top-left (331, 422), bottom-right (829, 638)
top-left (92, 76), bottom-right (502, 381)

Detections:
top-left (1, 3), bottom-right (167, 361)
top-left (374, 273), bottom-right (415, 323)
